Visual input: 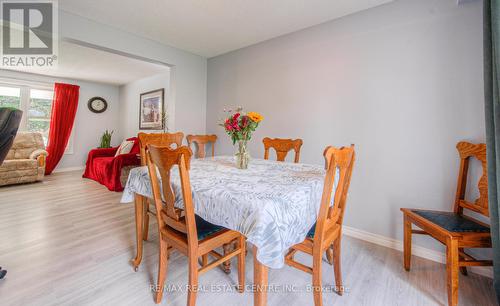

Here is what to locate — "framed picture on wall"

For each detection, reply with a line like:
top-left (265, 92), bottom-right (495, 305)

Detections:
top-left (139, 89), bottom-right (164, 130)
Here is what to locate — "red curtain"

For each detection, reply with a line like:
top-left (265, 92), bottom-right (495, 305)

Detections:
top-left (45, 83), bottom-right (80, 175)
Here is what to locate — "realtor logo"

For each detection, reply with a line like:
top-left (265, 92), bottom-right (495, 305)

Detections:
top-left (1, 0), bottom-right (58, 67)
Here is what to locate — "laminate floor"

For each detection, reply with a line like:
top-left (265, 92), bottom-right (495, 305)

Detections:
top-left (0, 171), bottom-right (496, 306)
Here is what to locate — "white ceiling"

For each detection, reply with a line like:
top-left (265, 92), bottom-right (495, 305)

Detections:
top-left (60, 0), bottom-right (393, 58)
top-left (4, 41), bottom-right (169, 85)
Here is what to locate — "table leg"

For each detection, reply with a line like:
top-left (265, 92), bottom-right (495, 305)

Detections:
top-left (142, 198), bottom-right (149, 241)
top-left (132, 193), bottom-right (145, 271)
top-left (253, 245), bottom-right (269, 306)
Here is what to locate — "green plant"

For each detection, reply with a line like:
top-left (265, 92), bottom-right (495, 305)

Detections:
top-left (99, 130), bottom-right (113, 148)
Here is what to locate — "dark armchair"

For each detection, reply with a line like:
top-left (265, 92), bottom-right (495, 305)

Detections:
top-left (0, 108), bottom-right (23, 165)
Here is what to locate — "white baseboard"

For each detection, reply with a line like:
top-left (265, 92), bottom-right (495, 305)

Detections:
top-left (342, 225), bottom-right (493, 279)
top-left (52, 166), bottom-right (85, 173)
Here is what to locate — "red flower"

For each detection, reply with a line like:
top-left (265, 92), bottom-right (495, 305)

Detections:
top-left (225, 119), bottom-right (233, 131)
top-left (228, 113), bottom-right (240, 131)
top-left (241, 115), bottom-right (249, 128)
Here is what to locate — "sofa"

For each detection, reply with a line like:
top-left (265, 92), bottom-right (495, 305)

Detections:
top-left (0, 132), bottom-right (48, 186)
top-left (82, 137), bottom-right (140, 191)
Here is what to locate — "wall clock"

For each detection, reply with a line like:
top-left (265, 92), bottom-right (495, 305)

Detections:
top-left (88, 97), bottom-right (108, 113)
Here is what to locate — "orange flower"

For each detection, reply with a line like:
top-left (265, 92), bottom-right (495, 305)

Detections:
top-left (247, 112), bottom-right (263, 123)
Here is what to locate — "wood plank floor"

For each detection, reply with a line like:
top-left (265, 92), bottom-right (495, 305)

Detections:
top-left (0, 171), bottom-right (497, 306)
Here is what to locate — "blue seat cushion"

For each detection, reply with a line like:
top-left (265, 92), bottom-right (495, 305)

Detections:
top-left (307, 223), bottom-right (316, 238)
top-left (195, 215), bottom-right (225, 240)
top-left (412, 210), bottom-right (490, 233)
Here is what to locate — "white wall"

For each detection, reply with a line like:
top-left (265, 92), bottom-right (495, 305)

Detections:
top-left (0, 69), bottom-right (121, 170)
top-left (119, 72), bottom-right (174, 137)
top-left (207, 0), bottom-right (485, 251)
top-left (59, 10), bottom-right (207, 136)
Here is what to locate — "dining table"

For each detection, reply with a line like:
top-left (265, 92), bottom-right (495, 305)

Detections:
top-left (120, 155), bottom-right (334, 306)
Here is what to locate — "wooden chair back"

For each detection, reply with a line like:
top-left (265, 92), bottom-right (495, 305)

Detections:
top-left (313, 145), bottom-right (355, 244)
top-left (138, 132), bottom-right (184, 166)
top-left (146, 145), bottom-right (199, 247)
top-left (454, 141), bottom-right (489, 217)
top-left (263, 137), bottom-right (303, 163)
top-left (186, 134), bottom-right (217, 158)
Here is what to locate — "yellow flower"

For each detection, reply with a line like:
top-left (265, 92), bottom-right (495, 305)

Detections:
top-left (247, 112), bottom-right (263, 123)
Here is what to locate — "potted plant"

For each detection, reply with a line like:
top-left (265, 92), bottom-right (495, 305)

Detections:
top-left (220, 107), bottom-right (263, 169)
top-left (99, 130), bottom-right (113, 148)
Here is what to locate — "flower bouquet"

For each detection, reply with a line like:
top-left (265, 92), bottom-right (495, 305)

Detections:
top-left (220, 107), bottom-right (263, 169)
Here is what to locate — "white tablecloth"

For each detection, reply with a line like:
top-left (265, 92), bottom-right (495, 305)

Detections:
top-left (121, 156), bottom-right (334, 269)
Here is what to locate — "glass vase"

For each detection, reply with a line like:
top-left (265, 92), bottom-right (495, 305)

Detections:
top-left (235, 140), bottom-right (250, 169)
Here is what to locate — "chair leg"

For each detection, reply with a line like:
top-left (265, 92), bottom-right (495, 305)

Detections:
top-left (188, 257), bottom-right (199, 306)
top-left (132, 194), bottom-right (144, 272)
top-left (222, 243), bottom-right (232, 274)
top-left (333, 237), bottom-right (343, 296)
top-left (446, 238), bottom-right (459, 306)
top-left (143, 201), bottom-right (149, 241)
top-left (312, 251), bottom-right (323, 306)
top-left (237, 236), bottom-right (246, 293)
top-left (403, 215), bottom-right (412, 271)
top-left (155, 240), bottom-right (169, 304)
top-left (326, 244), bottom-right (334, 265)
top-left (458, 248), bottom-right (467, 276)
top-left (201, 254), bottom-right (208, 267)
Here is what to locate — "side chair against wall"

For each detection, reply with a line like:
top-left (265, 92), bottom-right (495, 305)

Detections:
top-left (146, 145), bottom-right (246, 305)
top-left (263, 137), bottom-right (303, 163)
top-left (186, 134), bottom-right (217, 158)
top-left (285, 145), bottom-right (355, 306)
top-left (138, 132), bottom-right (184, 242)
top-left (401, 142), bottom-right (493, 306)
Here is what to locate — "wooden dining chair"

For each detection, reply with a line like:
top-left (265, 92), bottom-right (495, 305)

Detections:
top-left (138, 132), bottom-right (184, 242)
top-left (146, 145), bottom-right (246, 305)
top-left (186, 134), bottom-right (217, 158)
top-left (263, 137), bottom-right (303, 163)
top-left (401, 142), bottom-right (492, 306)
top-left (138, 132), bottom-right (184, 166)
top-left (285, 145), bottom-right (355, 306)
top-left (186, 133), bottom-right (235, 272)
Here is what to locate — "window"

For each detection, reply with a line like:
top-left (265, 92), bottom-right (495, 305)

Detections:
top-left (0, 83), bottom-right (73, 153)
top-left (0, 86), bottom-right (21, 109)
top-left (28, 88), bottom-right (53, 144)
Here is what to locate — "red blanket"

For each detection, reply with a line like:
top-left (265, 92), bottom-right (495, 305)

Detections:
top-left (83, 137), bottom-right (140, 191)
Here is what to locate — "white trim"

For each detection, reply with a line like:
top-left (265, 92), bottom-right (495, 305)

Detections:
top-left (0, 77), bottom-right (54, 89)
top-left (19, 86), bottom-right (30, 130)
top-left (52, 166), bottom-right (85, 173)
top-left (342, 225), bottom-right (493, 279)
